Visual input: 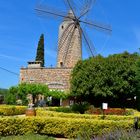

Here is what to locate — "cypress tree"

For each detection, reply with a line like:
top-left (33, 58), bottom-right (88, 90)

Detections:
top-left (35, 34), bottom-right (45, 67)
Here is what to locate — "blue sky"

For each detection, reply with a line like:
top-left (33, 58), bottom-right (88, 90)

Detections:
top-left (0, 0), bottom-right (140, 89)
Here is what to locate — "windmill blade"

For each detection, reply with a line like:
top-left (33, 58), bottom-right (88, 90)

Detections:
top-left (78, 0), bottom-right (96, 19)
top-left (64, 0), bottom-right (95, 18)
top-left (63, 0), bottom-right (83, 17)
top-left (65, 0), bottom-right (77, 17)
top-left (80, 19), bottom-right (112, 34)
top-left (80, 27), bottom-right (97, 57)
top-left (58, 23), bottom-right (75, 51)
top-left (35, 4), bottom-right (72, 20)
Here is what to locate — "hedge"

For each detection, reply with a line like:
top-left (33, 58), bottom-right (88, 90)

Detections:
top-left (0, 117), bottom-right (133, 138)
top-left (85, 108), bottom-right (134, 115)
top-left (0, 105), bottom-right (26, 116)
top-left (46, 107), bottom-right (73, 113)
top-left (46, 107), bottom-right (134, 115)
top-left (36, 109), bottom-right (136, 121)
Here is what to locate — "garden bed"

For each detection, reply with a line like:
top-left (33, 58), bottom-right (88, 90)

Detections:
top-left (0, 105), bottom-right (27, 116)
top-left (0, 116), bottom-right (134, 138)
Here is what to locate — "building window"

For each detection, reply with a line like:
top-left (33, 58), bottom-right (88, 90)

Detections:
top-left (60, 62), bottom-right (63, 67)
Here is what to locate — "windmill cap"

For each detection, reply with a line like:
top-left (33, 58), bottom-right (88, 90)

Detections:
top-left (64, 10), bottom-right (74, 21)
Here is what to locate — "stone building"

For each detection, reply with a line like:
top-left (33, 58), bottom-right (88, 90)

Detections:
top-left (20, 62), bottom-right (72, 91)
top-left (20, 10), bottom-right (82, 92)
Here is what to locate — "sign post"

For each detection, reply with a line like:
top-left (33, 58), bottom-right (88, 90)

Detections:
top-left (102, 103), bottom-right (108, 119)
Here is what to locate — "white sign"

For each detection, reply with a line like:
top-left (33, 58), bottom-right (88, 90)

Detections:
top-left (102, 103), bottom-right (108, 110)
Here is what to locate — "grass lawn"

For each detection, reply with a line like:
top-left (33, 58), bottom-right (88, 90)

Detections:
top-left (0, 134), bottom-right (55, 140)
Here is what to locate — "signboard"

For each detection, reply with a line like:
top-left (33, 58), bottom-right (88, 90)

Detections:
top-left (102, 103), bottom-right (108, 110)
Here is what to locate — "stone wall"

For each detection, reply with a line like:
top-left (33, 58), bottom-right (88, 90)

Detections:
top-left (20, 67), bottom-right (72, 91)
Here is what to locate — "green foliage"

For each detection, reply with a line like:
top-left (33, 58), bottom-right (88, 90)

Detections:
top-left (18, 83), bottom-right (49, 97)
top-left (18, 83), bottom-right (49, 104)
top-left (18, 83), bottom-right (49, 103)
top-left (5, 83), bottom-right (49, 105)
top-left (0, 88), bottom-right (7, 104)
top-left (134, 56), bottom-right (140, 111)
top-left (52, 107), bottom-right (73, 113)
top-left (71, 52), bottom-right (139, 108)
top-left (0, 88), bottom-right (8, 95)
top-left (36, 109), bottom-right (135, 120)
top-left (35, 34), bottom-right (45, 67)
top-left (85, 106), bottom-right (133, 115)
top-left (0, 105), bottom-right (26, 116)
top-left (0, 116), bottom-right (133, 138)
top-left (71, 102), bottom-right (90, 114)
top-left (5, 86), bottom-right (18, 105)
top-left (44, 106), bottom-right (73, 113)
top-left (1, 134), bottom-right (55, 140)
top-left (48, 90), bottom-right (69, 99)
top-left (76, 126), bottom-right (94, 140)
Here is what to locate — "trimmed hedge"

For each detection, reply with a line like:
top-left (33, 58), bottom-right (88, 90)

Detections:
top-left (36, 109), bottom-right (136, 121)
top-left (46, 107), bottom-right (134, 115)
top-left (46, 107), bottom-right (73, 113)
top-left (86, 107), bottom-right (133, 115)
top-left (0, 105), bottom-right (26, 116)
top-left (0, 117), bottom-right (133, 138)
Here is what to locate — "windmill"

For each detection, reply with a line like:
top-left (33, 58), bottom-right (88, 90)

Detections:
top-left (35, 0), bottom-right (112, 68)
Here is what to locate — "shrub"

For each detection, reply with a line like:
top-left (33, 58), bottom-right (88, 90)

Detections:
top-left (71, 102), bottom-right (90, 114)
top-left (85, 107), bottom-right (134, 115)
top-left (46, 107), bottom-right (73, 113)
top-left (0, 105), bottom-right (26, 116)
top-left (4, 87), bottom-right (18, 105)
top-left (36, 110), bottom-right (98, 119)
top-left (46, 106), bottom-right (134, 115)
top-left (0, 117), bottom-right (133, 138)
top-left (54, 107), bottom-right (73, 113)
top-left (36, 109), bottom-right (136, 121)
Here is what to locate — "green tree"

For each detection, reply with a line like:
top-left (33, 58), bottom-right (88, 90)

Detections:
top-left (5, 86), bottom-right (18, 105)
top-left (18, 83), bottom-right (49, 104)
top-left (35, 34), bottom-right (45, 67)
top-left (71, 52), bottom-right (138, 108)
top-left (0, 88), bottom-right (8, 95)
top-left (135, 55), bottom-right (140, 110)
top-left (48, 90), bottom-right (69, 99)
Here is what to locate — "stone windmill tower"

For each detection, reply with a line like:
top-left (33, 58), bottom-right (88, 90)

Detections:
top-left (57, 10), bottom-right (82, 68)
top-left (35, 1), bottom-right (112, 69)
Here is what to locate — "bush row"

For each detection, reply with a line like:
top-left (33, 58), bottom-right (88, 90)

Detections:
top-left (0, 105), bottom-right (26, 116)
top-left (0, 117), bottom-right (133, 138)
top-left (46, 107), bottom-right (73, 113)
top-left (46, 106), bottom-right (134, 115)
top-left (36, 109), bottom-right (136, 121)
top-left (86, 108), bottom-right (133, 115)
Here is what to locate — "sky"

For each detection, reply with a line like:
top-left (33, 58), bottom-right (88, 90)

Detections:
top-left (0, 0), bottom-right (140, 89)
